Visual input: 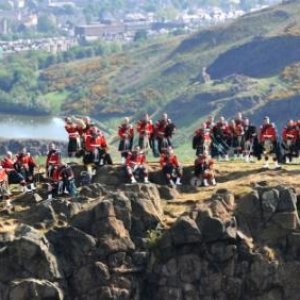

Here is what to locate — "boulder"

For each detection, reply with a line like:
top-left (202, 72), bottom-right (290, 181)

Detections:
top-left (8, 279), bottom-right (63, 300)
top-left (24, 202), bottom-right (56, 226)
top-left (178, 254), bottom-right (201, 283)
top-left (169, 216), bottom-right (202, 246)
top-left (46, 226), bottom-right (96, 277)
top-left (272, 212), bottom-right (298, 230)
top-left (13, 192), bottom-right (43, 204)
top-left (158, 185), bottom-right (180, 201)
top-left (261, 189), bottom-right (280, 220)
top-left (0, 225), bottom-right (61, 283)
top-left (277, 187), bottom-right (297, 213)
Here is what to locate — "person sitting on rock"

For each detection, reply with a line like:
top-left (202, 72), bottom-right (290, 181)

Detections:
top-left (259, 116), bottom-right (281, 169)
top-left (282, 119), bottom-right (299, 164)
top-left (65, 117), bottom-right (81, 158)
top-left (118, 117), bottom-right (134, 164)
top-left (14, 148), bottom-right (37, 192)
top-left (1, 151), bottom-right (24, 186)
top-left (125, 146), bottom-right (149, 184)
top-left (136, 113), bottom-right (154, 152)
top-left (48, 162), bottom-right (77, 200)
top-left (160, 146), bottom-right (182, 186)
top-left (46, 143), bottom-right (61, 178)
top-left (0, 166), bottom-right (11, 200)
top-left (193, 151), bottom-right (216, 187)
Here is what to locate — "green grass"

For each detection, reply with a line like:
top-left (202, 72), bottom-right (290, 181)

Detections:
top-left (43, 91), bottom-right (70, 114)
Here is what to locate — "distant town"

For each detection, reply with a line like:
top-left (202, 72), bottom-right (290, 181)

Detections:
top-left (0, 0), bottom-right (281, 56)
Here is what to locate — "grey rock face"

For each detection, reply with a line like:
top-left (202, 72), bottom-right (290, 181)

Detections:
top-left (1, 182), bottom-right (300, 300)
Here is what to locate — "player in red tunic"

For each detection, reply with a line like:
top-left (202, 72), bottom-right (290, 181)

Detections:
top-left (46, 143), bottom-right (61, 178)
top-left (193, 151), bottom-right (216, 187)
top-left (259, 116), bottom-right (280, 169)
top-left (193, 123), bottom-right (212, 156)
top-left (136, 113), bottom-right (154, 151)
top-left (65, 117), bottom-right (81, 157)
top-left (125, 146), bottom-right (149, 184)
top-left (160, 147), bottom-right (182, 186)
top-left (14, 148), bottom-right (37, 191)
top-left (282, 120), bottom-right (299, 163)
top-left (118, 117), bottom-right (134, 164)
top-left (0, 166), bottom-right (10, 199)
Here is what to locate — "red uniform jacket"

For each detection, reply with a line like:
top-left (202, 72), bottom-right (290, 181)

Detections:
top-left (118, 125), bottom-right (134, 140)
top-left (51, 166), bottom-right (61, 182)
top-left (260, 124), bottom-right (277, 142)
top-left (65, 124), bottom-right (80, 139)
top-left (0, 168), bottom-right (8, 182)
top-left (1, 158), bottom-right (15, 172)
top-left (160, 154), bottom-right (180, 168)
top-left (16, 154), bottom-right (36, 169)
top-left (85, 133), bottom-right (107, 152)
top-left (136, 120), bottom-right (153, 137)
top-left (126, 153), bottom-right (146, 169)
top-left (155, 120), bottom-right (168, 137)
top-left (195, 128), bottom-right (212, 142)
top-left (46, 151), bottom-right (61, 167)
top-left (282, 126), bottom-right (299, 142)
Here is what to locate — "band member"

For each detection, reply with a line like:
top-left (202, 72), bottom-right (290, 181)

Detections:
top-left (65, 117), bottom-right (81, 157)
top-left (14, 148), bottom-right (37, 192)
top-left (205, 115), bottom-right (215, 129)
top-left (136, 113), bottom-right (154, 151)
top-left (234, 112), bottom-right (244, 127)
top-left (282, 120), bottom-right (299, 163)
top-left (125, 146), bottom-right (149, 184)
top-left (232, 119), bottom-right (245, 158)
top-left (259, 116), bottom-right (280, 169)
top-left (48, 162), bottom-right (77, 200)
top-left (0, 166), bottom-right (10, 199)
top-left (243, 118), bottom-right (259, 162)
top-left (193, 123), bottom-right (212, 156)
top-left (155, 113), bottom-right (176, 155)
top-left (45, 143), bottom-right (61, 178)
top-left (1, 151), bottom-right (23, 185)
top-left (193, 151), bottom-right (216, 187)
top-left (84, 125), bottom-right (111, 166)
top-left (211, 117), bottom-right (230, 160)
top-left (118, 117), bottom-right (134, 164)
top-left (160, 147), bottom-right (182, 186)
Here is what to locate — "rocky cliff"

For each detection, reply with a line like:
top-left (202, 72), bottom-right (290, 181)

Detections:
top-left (1, 166), bottom-right (300, 300)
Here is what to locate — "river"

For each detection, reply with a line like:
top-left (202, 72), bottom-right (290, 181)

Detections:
top-left (0, 114), bottom-right (66, 141)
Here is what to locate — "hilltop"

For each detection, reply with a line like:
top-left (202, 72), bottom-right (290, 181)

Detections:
top-left (1, 1), bottom-right (300, 148)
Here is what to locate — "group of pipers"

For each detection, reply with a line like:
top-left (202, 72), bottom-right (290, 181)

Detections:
top-left (0, 111), bottom-right (299, 200)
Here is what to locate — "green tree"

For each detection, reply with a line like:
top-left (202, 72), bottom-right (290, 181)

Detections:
top-left (37, 16), bottom-right (56, 33)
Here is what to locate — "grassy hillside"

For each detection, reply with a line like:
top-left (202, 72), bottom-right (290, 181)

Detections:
top-left (2, 0), bottom-right (300, 149)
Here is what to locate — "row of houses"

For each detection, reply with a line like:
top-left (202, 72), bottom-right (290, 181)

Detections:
top-left (0, 37), bottom-right (77, 55)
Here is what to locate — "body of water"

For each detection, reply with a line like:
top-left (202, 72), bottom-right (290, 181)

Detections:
top-left (0, 114), bottom-right (66, 141)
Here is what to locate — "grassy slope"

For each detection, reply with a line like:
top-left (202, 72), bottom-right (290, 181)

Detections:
top-left (29, 0), bottom-right (300, 155)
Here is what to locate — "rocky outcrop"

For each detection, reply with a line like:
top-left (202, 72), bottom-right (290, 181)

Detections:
top-left (1, 183), bottom-right (300, 299)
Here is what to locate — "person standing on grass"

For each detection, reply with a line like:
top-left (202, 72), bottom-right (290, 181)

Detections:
top-left (118, 117), bottom-right (134, 164)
